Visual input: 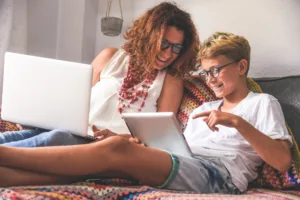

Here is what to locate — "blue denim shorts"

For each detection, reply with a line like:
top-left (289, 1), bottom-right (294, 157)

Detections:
top-left (158, 154), bottom-right (242, 194)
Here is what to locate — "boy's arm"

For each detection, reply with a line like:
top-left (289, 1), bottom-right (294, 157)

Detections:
top-left (193, 111), bottom-right (292, 172)
top-left (235, 117), bottom-right (291, 172)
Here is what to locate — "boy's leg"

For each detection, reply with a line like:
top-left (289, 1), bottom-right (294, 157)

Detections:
top-left (2, 129), bottom-right (90, 147)
top-left (162, 155), bottom-right (241, 194)
top-left (0, 129), bottom-right (43, 144)
top-left (0, 136), bottom-right (172, 186)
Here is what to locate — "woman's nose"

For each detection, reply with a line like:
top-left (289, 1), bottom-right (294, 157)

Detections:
top-left (161, 46), bottom-right (172, 57)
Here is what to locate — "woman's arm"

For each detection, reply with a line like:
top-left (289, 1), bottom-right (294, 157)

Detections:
top-left (156, 72), bottom-right (184, 113)
top-left (92, 48), bottom-right (118, 87)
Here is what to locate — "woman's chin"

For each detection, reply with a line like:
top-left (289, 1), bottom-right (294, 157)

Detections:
top-left (155, 67), bottom-right (164, 70)
top-left (153, 64), bottom-right (166, 70)
top-left (154, 59), bottom-right (169, 70)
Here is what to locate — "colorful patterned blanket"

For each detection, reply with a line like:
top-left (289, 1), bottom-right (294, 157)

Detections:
top-left (1, 179), bottom-right (300, 200)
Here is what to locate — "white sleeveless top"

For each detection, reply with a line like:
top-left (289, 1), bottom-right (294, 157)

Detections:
top-left (88, 49), bottom-right (167, 135)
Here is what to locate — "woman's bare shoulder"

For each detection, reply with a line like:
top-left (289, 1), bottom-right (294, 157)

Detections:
top-left (92, 48), bottom-right (119, 66)
top-left (91, 48), bottom-right (119, 86)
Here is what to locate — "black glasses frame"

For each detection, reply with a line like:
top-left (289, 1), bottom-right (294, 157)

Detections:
top-left (199, 60), bottom-right (239, 81)
top-left (161, 39), bottom-right (183, 54)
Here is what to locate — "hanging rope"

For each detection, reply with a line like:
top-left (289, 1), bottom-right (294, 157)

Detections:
top-left (105, 0), bottom-right (123, 19)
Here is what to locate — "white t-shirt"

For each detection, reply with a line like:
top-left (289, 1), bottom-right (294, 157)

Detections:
top-left (184, 91), bottom-right (293, 192)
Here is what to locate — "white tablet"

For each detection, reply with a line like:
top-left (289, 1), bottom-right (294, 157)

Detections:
top-left (122, 112), bottom-right (193, 157)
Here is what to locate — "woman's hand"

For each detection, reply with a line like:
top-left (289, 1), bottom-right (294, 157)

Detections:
top-left (92, 125), bottom-right (117, 140)
top-left (16, 124), bottom-right (33, 130)
top-left (92, 125), bottom-right (131, 140)
top-left (192, 110), bottom-right (240, 132)
top-left (92, 125), bottom-right (144, 146)
top-left (16, 124), bottom-right (24, 130)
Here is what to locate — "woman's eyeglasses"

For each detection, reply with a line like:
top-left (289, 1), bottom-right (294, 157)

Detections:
top-left (161, 39), bottom-right (183, 54)
top-left (198, 60), bottom-right (239, 81)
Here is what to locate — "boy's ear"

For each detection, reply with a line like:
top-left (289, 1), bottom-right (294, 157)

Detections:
top-left (238, 59), bottom-right (248, 76)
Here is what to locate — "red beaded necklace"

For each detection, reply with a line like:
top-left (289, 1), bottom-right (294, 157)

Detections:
top-left (118, 59), bottom-right (158, 114)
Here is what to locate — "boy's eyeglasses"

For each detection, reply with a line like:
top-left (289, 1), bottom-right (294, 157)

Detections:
top-left (161, 39), bottom-right (183, 54)
top-left (198, 60), bottom-right (239, 81)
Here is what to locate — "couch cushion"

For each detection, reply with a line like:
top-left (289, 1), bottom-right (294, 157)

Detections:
top-left (177, 77), bottom-right (217, 131)
top-left (253, 76), bottom-right (300, 145)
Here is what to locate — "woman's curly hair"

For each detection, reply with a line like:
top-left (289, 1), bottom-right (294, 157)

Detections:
top-left (122, 2), bottom-right (200, 78)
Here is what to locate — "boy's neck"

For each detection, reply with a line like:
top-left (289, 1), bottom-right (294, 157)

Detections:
top-left (221, 84), bottom-right (250, 112)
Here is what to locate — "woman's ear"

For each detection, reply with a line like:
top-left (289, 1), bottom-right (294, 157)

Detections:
top-left (238, 59), bottom-right (248, 76)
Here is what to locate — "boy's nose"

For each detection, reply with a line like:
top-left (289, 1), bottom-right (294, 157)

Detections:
top-left (206, 73), bottom-right (217, 83)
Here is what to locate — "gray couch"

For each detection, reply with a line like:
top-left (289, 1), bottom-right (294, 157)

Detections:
top-left (254, 76), bottom-right (300, 145)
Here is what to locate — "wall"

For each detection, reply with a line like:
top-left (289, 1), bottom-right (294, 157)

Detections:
top-left (0, 0), bottom-right (14, 104)
top-left (95, 0), bottom-right (134, 55)
top-left (27, 0), bottom-right (59, 58)
top-left (0, 0), bottom-right (28, 103)
top-left (96, 0), bottom-right (300, 78)
top-left (27, 0), bottom-right (98, 63)
top-left (9, 0), bottom-right (28, 54)
top-left (82, 0), bottom-right (98, 64)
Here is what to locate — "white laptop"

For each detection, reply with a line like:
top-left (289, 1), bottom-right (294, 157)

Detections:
top-left (122, 112), bottom-right (193, 157)
top-left (1, 52), bottom-right (92, 137)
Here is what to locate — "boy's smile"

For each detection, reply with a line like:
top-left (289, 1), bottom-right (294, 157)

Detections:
top-left (201, 55), bottom-right (240, 98)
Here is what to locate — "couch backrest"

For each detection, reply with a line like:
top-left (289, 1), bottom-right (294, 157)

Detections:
top-left (253, 76), bottom-right (300, 145)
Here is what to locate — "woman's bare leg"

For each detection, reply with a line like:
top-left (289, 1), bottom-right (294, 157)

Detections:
top-left (0, 166), bottom-right (79, 187)
top-left (0, 136), bottom-right (172, 186)
top-left (0, 166), bottom-right (133, 187)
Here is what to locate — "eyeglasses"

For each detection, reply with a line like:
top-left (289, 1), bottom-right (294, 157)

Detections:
top-left (198, 60), bottom-right (239, 81)
top-left (161, 39), bottom-right (183, 54)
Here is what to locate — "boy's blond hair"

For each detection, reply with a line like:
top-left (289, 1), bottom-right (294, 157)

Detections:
top-left (199, 32), bottom-right (251, 75)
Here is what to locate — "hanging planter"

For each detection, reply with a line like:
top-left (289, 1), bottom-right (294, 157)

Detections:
top-left (101, 0), bottom-right (123, 37)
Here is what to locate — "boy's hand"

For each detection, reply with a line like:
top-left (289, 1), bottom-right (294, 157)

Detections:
top-left (192, 110), bottom-right (240, 132)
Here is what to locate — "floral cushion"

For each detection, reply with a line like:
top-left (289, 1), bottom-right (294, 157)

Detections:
top-left (176, 76), bottom-right (217, 131)
top-left (177, 75), bottom-right (300, 189)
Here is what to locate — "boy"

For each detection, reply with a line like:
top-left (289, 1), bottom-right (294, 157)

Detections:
top-left (184, 32), bottom-right (292, 192)
top-left (0, 32), bottom-right (292, 194)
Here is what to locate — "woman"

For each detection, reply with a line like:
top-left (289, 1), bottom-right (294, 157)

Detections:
top-left (0, 2), bottom-right (200, 147)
